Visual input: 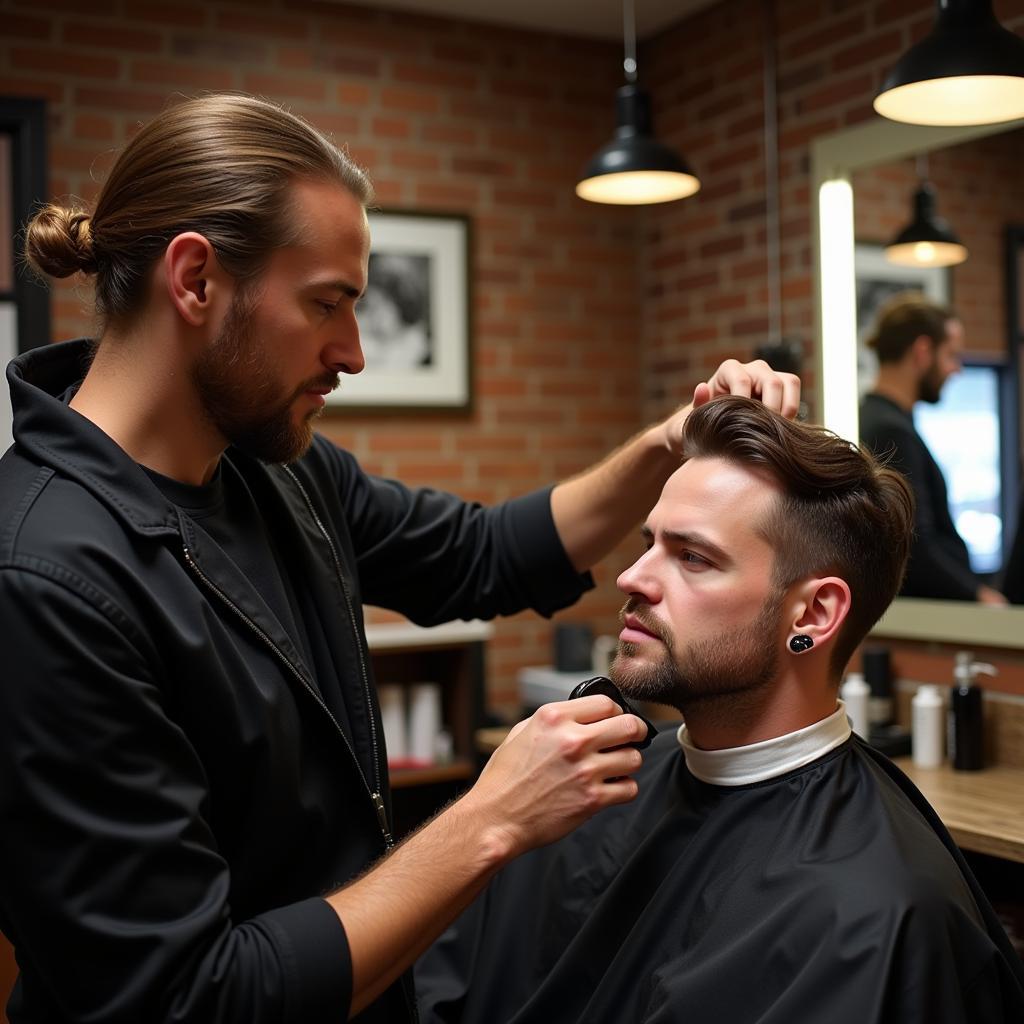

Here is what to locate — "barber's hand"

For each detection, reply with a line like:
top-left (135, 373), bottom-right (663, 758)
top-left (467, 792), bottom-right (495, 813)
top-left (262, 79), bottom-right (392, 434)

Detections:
top-left (693, 357), bottom-right (801, 418)
top-left (654, 358), bottom-right (801, 458)
top-left (977, 585), bottom-right (1009, 606)
top-left (461, 696), bottom-right (646, 858)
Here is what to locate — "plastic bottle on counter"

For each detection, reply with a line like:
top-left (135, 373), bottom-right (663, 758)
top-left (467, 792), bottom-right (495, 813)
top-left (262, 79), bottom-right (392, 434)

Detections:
top-left (912, 684), bottom-right (944, 768)
top-left (840, 671), bottom-right (871, 739)
top-left (949, 652), bottom-right (996, 772)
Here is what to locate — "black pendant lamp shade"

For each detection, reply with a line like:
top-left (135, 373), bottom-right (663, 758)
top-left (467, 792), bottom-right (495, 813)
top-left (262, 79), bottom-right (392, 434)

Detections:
top-left (576, 84), bottom-right (700, 205)
top-left (885, 182), bottom-right (968, 267)
top-left (874, 0), bottom-right (1024, 126)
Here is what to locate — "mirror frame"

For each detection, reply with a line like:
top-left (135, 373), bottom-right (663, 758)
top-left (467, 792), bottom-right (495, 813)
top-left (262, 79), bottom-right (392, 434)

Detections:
top-left (810, 115), bottom-right (1024, 650)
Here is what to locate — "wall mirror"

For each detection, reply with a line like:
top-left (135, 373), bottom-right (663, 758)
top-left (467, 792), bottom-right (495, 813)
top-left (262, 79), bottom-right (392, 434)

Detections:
top-left (811, 114), bottom-right (1024, 649)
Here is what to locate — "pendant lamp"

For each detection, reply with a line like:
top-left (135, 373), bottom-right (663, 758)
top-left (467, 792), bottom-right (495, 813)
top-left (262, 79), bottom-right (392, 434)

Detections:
top-left (575, 0), bottom-right (699, 205)
top-left (885, 180), bottom-right (968, 268)
top-left (874, 0), bottom-right (1024, 127)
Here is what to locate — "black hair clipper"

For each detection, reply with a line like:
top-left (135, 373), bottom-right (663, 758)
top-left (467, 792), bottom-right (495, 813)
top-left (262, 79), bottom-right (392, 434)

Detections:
top-left (567, 675), bottom-right (658, 750)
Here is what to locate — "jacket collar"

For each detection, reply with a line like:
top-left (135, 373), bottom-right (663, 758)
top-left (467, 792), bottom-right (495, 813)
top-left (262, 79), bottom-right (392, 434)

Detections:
top-left (9, 339), bottom-right (182, 539)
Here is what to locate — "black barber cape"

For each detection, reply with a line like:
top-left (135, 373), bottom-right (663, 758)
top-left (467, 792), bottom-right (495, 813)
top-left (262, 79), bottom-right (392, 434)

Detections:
top-left (416, 729), bottom-right (1024, 1024)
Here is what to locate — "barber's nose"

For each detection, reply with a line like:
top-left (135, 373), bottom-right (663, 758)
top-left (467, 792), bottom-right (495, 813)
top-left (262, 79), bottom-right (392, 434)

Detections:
top-left (325, 317), bottom-right (365, 375)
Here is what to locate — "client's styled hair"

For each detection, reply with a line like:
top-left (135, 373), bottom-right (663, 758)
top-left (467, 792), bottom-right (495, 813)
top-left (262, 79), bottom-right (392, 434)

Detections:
top-left (683, 396), bottom-right (914, 674)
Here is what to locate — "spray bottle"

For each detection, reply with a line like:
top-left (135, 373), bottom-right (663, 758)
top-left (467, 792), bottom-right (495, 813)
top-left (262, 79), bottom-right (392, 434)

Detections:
top-left (949, 652), bottom-right (996, 772)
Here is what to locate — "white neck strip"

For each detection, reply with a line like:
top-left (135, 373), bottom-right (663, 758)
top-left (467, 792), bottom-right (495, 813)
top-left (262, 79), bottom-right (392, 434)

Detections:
top-left (677, 701), bottom-right (852, 786)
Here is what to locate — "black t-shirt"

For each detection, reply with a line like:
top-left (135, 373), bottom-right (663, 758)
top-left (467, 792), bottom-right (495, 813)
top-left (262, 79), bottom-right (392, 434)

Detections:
top-left (143, 461), bottom-right (352, 737)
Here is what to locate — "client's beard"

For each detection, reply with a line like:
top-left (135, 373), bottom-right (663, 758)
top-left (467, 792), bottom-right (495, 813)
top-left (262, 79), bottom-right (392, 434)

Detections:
top-left (611, 590), bottom-right (785, 716)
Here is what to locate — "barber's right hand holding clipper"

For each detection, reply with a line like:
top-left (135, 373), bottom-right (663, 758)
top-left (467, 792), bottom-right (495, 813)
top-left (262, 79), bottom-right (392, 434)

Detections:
top-left (459, 695), bottom-right (648, 858)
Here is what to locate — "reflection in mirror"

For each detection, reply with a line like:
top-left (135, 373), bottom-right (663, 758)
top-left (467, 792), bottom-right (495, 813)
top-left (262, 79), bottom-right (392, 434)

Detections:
top-left (812, 115), bottom-right (1024, 642)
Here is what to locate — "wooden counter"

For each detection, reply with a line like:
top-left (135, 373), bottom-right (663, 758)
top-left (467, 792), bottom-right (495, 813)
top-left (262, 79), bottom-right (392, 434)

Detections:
top-left (893, 758), bottom-right (1024, 865)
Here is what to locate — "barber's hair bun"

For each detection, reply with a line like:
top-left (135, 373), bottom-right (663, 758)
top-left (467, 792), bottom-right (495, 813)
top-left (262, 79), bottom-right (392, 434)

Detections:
top-left (25, 204), bottom-right (98, 278)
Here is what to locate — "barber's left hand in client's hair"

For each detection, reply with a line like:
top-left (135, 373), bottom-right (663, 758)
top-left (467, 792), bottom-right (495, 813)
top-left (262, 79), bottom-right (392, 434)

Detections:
top-left (693, 358), bottom-right (801, 418)
top-left (654, 358), bottom-right (801, 459)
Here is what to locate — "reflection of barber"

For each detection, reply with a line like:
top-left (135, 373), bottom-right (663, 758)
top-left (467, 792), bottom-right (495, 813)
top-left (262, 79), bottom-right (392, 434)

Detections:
top-left (859, 293), bottom-right (1006, 605)
top-left (359, 254), bottom-right (431, 369)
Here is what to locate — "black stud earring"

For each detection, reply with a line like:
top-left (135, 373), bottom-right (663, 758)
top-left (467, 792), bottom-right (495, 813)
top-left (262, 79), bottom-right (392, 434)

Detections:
top-left (789, 634), bottom-right (814, 653)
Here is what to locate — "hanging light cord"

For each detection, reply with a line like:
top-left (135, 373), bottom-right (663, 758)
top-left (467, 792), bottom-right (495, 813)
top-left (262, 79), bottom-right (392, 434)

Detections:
top-left (623, 0), bottom-right (638, 82)
top-left (762, 0), bottom-right (782, 344)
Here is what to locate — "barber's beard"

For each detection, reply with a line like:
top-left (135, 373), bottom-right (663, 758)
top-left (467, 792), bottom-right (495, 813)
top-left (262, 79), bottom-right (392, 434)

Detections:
top-left (191, 289), bottom-right (337, 464)
top-left (917, 360), bottom-right (945, 405)
top-left (610, 590), bottom-right (785, 716)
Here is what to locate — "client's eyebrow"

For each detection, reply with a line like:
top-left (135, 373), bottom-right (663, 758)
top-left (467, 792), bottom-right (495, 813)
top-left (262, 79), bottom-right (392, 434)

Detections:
top-left (641, 525), bottom-right (733, 567)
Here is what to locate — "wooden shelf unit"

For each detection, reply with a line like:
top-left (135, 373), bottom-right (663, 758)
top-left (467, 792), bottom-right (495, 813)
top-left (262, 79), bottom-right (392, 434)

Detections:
top-left (366, 619), bottom-right (493, 836)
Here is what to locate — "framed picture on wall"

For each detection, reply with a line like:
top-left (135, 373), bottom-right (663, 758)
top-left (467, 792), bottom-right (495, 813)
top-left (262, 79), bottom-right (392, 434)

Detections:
top-left (854, 242), bottom-right (951, 400)
top-left (326, 210), bottom-right (472, 413)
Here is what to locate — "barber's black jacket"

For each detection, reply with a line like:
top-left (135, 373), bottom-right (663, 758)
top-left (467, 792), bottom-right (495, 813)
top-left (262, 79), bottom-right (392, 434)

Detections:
top-left (0, 340), bottom-right (591, 1024)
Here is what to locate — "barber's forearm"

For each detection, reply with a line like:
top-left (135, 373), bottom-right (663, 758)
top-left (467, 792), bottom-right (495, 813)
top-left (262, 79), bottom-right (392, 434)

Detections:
top-left (331, 695), bottom-right (646, 1017)
top-left (329, 798), bottom-right (512, 1017)
top-left (551, 418), bottom-right (685, 572)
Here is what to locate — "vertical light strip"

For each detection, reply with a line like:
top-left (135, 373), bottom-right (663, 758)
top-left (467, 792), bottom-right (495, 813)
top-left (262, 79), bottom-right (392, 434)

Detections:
top-left (818, 178), bottom-right (858, 442)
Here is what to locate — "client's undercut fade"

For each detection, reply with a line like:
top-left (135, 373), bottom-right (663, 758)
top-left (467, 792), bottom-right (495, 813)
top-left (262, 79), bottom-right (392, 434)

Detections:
top-left (682, 396), bottom-right (914, 675)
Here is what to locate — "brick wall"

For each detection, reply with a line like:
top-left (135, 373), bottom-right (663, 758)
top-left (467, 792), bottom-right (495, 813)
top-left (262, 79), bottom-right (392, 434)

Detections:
top-left (5, 0), bottom-right (1024, 709)
top-left (640, 0), bottom-right (1024, 423)
top-left (853, 128), bottom-right (1024, 359)
top-left (1, 0), bottom-right (648, 708)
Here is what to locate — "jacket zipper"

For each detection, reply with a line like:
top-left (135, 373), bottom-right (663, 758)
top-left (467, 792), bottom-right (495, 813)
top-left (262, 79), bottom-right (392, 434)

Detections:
top-left (280, 470), bottom-right (419, 1022)
top-left (281, 469), bottom-right (387, 805)
top-left (181, 543), bottom-right (394, 849)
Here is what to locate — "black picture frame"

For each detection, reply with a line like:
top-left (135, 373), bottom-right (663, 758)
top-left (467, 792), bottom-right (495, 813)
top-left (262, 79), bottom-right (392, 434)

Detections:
top-left (327, 209), bottom-right (472, 414)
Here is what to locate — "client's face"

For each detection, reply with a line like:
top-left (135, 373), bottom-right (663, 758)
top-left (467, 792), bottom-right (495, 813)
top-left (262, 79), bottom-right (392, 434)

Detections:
top-left (611, 457), bottom-right (787, 712)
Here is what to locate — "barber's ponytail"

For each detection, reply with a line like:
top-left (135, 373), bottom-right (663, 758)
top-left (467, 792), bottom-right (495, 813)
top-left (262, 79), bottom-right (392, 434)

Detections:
top-left (25, 204), bottom-right (99, 279)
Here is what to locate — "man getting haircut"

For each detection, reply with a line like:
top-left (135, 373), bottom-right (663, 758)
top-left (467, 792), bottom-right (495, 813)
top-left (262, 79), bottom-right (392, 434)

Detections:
top-left (416, 395), bottom-right (1024, 1024)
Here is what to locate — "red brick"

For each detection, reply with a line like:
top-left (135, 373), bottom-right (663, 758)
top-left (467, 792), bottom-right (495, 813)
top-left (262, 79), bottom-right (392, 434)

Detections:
top-left (394, 62), bottom-right (478, 91)
top-left (338, 83), bottom-right (373, 107)
top-left (784, 12), bottom-right (866, 61)
top-left (452, 156), bottom-right (516, 178)
top-left (131, 60), bottom-right (235, 91)
top-left (372, 116), bottom-right (412, 139)
top-left (389, 148), bottom-right (441, 172)
top-left (381, 87), bottom-right (439, 114)
top-left (117, 2), bottom-right (207, 27)
top-left (214, 10), bottom-right (310, 39)
top-left (73, 113), bottom-right (116, 142)
top-left (0, 77), bottom-right (66, 103)
top-left (12, 47), bottom-right (120, 79)
top-left (423, 122), bottom-right (478, 145)
top-left (831, 29), bottom-right (902, 73)
top-left (170, 33), bottom-right (268, 63)
top-left (310, 49), bottom-right (382, 77)
top-left (62, 21), bottom-right (163, 52)
top-left (493, 186), bottom-right (558, 210)
top-left (74, 85), bottom-right (169, 114)
top-left (367, 433), bottom-right (443, 453)
top-left (278, 47), bottom-right (314, 70)
top-left (415, 182), bottom-right (481, 206)
top-left (5, 14), bottom-right (52, 39)
top-left (243, 72), bottom-right (326, 102)
top-left (798, 72), bottom-right (874, 114)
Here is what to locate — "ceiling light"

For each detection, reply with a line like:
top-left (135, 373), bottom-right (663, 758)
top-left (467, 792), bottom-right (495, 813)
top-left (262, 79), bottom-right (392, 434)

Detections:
top-left (576, 0), bottom-right (699, 205)
top-left (885, 181), bottom-right (968, 268)
top-left (874, 0), bottom-right (1024, 127)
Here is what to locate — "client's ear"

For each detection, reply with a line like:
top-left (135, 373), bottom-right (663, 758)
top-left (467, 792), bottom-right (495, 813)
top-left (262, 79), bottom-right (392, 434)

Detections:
top-left (787, 577), bottom-right (852, 651)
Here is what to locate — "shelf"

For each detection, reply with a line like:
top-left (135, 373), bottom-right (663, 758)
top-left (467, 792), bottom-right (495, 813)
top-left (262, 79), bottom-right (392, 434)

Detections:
top-left (893, 758), bottom-right (1024, 864)
top-left (365, 619), bottom-right (493, 652)
top-left (389, 759), bottom-right (476, 789)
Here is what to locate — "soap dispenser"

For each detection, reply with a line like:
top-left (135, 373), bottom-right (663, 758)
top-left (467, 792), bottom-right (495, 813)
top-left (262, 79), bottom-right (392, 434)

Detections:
top-left (949, 652), bottom-right (996, 772)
